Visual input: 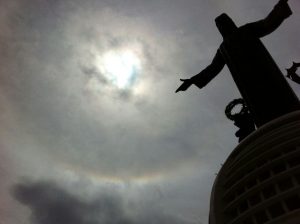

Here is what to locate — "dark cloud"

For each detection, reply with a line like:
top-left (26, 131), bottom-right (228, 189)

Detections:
top-left (12, 181), bottom-right (191, 224)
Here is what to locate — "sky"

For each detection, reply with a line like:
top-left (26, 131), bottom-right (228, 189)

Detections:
top-left (0, 0), bottom-right (300, 223)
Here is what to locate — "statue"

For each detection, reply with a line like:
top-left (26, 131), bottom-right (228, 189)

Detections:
top-left (176, 0), bottom-right (300, 127)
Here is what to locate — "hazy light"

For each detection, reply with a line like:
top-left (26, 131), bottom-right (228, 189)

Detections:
top-left (97, 50), bottom-right (141, 89)
top-left (59, 162), bottom-right (164, 187)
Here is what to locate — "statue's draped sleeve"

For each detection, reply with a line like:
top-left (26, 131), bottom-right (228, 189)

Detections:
top-left (241, 0), bottom-right (292, 38)
top-left (191, 49), bottom-right (225, 89)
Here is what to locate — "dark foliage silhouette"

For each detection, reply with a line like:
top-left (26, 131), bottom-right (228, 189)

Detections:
top-left (225, 99), bottom-right (255, 142)
top-left (286, 62), bottom-right (300, 84)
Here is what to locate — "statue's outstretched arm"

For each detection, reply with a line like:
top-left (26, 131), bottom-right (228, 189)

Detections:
top-left (176, 50), bottom-right (225, 92)
top-left (241, 0), bottom-right (292, 38)
top-left (191, 49), bottom-right (225, 89)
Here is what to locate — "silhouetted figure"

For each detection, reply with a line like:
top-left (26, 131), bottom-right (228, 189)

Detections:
top-left (286, 62), bottom-right (300, 84)
top-left (225, 99), bottom-right (255, 142)
top-left (176, 0), bottom-right (300, 127)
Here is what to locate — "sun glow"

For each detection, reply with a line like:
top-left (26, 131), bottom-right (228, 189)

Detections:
top-left (97, 50), bottom-right (141, 89)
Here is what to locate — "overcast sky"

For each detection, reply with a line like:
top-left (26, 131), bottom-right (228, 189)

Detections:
top-left (1, 0), bottom-right (300, 223)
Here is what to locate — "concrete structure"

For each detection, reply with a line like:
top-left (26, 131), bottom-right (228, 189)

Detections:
top-left (209, 111), bottom-right (300, 224)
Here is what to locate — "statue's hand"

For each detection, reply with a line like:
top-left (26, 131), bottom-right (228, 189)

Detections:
top-left (175, 78), bottom-right (193, 93)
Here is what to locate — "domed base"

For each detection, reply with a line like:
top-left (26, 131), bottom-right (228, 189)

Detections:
top-left (209, 111), bottom-right (300, 224)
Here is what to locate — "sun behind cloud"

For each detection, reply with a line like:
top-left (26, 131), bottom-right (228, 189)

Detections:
top-left (96, 49), bottom-right (141, 90)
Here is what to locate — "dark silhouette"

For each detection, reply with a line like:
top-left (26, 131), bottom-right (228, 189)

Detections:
top-left (286, 62), bottom-right (300, 84)
top-left (176, 0), bottom-right (300, 127)
top-left (225, 99), bottom-right (255, 142)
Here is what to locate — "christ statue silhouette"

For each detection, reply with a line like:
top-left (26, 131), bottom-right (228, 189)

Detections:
top-left (176, 0), bottom-right (300, 127)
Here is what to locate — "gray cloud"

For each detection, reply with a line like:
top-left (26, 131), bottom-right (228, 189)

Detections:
top-left (0, 0), bottom-right (227, 179)
top-left (12, 180), bottom-right (192, 224)
top-left (12, 181), bottom-right (128, 224)
top-left (1, 0), bottom-right (300, 223)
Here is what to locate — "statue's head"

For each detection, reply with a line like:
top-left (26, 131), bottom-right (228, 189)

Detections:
top-left (215, 13), bottom-right (238, 39)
